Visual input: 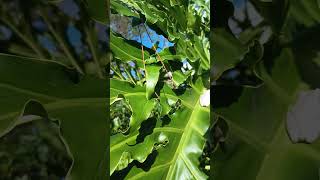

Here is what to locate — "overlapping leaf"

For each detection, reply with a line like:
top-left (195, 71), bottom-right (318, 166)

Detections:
top-left (111, 0), bottom-right (210, 70)
top-left (145, 65), bottom-right (161, 99)
top-left (110, 32), bottom-right (151, 67)
top-left (212, 49), bottom-right (320, 180)
top-left (110, 79), bottom-right (158, 174)
top-left (110, 0), bottom-right (211, 178)
top-left (0, 54), bottom-right (108, 180)
top-left (211, 29), bottom-right (249, 80)
top-left (111, 78), bottom-right (210, 179)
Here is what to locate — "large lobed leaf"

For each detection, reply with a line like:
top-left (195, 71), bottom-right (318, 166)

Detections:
top-left (212, 48), bottom-right (320, 180)
top-left (0, 54), bottom-right (108, 180)
top-left (110, 79), bottom-right (158, 174)
top-left (110, 0), bottom-right (211, 178)
top-left (111, 78), bottom-right (210, 179)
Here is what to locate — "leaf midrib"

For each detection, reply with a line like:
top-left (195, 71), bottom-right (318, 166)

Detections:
top-left (110, 40), bottom-right (142, 63)
top-left (128, 134), bottom-right (208, 180)
top-left (0, 82), bottom-right (61, 101)
top-left (165, 98), bottom-right (207, 180)
top-left (110, 87), bottom-right (210, 113)
top-left (215, 64), bottom-right (320, 180)
top-left (125, 98), bottom-right (208, 180)
top-left (110, 127), bottom-right (184, 152)
top-left (0, 98), bottom-right (106, 122)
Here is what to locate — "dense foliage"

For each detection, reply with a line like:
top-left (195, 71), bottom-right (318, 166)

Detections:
top-left (3, 0), bottom-right (320, 179)
top-left (0, 0), bottom-right (108, 179)
top-left (110, 0), bottom-right (211, 179)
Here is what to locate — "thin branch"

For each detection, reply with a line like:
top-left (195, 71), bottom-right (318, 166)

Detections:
top-left (142, 23), bottom-right (175, 87)
top-left (40, 11), bottom-right (84, 74)
top-left (142, 24), bottom-right (169, 72)
top-left (110, 65), bottom-right (124, 80)
top-left (84, 26), bottom-right (104, 79)
top-left (0, 17), bottom-right (45, 58)
top-left (135, 68), bottom-right (142, 81)
top-left (154, 92), bottom-right (160, 100)
top-left (123, 65), bottom-right (136, 85)
top-left (137, 25), bottom-right (146, 72)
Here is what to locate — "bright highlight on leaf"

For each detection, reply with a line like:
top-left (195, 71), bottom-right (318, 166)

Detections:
top-left (200, 89), bottom-right (210, 107)
top-left (110, 0), bottom-right (211, 178)
top-left (145, 65), bottom-right (161, 99)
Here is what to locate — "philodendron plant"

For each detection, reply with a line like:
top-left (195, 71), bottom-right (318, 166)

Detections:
top-left (212, 0), bottom-right (320, 180)
top-left (110, 0), bottom-right (211, 179)
top-left (0, 0), bottom-right (108, 179)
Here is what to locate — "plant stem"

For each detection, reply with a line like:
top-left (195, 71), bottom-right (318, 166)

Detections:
top-left (110, 66), bottom-right (124, 80)
top-left (84, 26), bottom-right (104, 79)
top-left (40, 12), bottom-right (84, 74)
top-left (142, 24), bottom-right (176, 87)
top-left (124, 65), bottom-right (136, 85)
top-left (143, 24), bottom-right (169, 73)
top-left (0, 18), bottom-right (45, 58)
top-left (136, 68), bottom-right (142, 80)
top-left (137, 25), bottom-right (146, 72)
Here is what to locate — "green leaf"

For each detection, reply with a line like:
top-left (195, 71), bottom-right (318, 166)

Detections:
top-left (193, 35), bottom-right (210, 70)
top-left (215, 40), bottom-right (264, 87)
top-left (176, 35), bottom-right (210, 71)
top-left (145, 65), bottom-right (161, 99)
top-left (212, 29), bottom-right (249, 80)
top-left (112, 0), bottom-right (210, 77)
top-left (289, 0), bottom-right (320, 27)
top-left (172, 71), bottom-right (190, 86)
top-left (149, 48), bottom-right (185, 63)
top-left (238, 26), bottom-right (265, 45)
top-left (212, 49), bottom-right (320, 180)
top-left (112, 79), bottom-right (210, 179)
top-left (110, 80), bottom-right (156, 131)
top-left (84, 0), bottom-right (108, 24)
top-left (111, 0), bottom-right (211, 178)
top-left (110, 32), bottom-right (150, 66)
top-left (110, 79), bottom-right (158, 174)
top-left (0, 54), bottom-right (107, 180)
top-left (111, 1), bottom-right (140, 17)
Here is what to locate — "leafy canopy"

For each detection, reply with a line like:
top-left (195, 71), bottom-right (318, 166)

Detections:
top-left (110, 0), bottom-right (211, 179)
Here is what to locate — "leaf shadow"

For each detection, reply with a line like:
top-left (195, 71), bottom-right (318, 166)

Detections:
top-left (111, 151), bottom-right (159, 180)
top-left (161, 115), bottom-right (171, 127)
top-left (211, 85), bottom-right (243, 109)
top-left (291, 24), bottom-right (320, 89)
top-left (135, 117), bottom-right (157, 145)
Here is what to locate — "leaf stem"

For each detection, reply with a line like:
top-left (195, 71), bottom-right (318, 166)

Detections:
top-left (142, 24), bottom-right (176, 87)
top-left (137, 25), bottom-right (146, 73)
top-left (143, 24), bottom-right (169, 72)
top-left (40, 12), bottom-right (84, 74)
top-left (84, 26), bottom-right (104, 79)
top-left (110, 65), bottom-right (124, 80)
top-left (135, 68), bottom-right (142, 80)
top-left (124, 65), bottom-right (136, 85)
top-left (0, 18), bottom-right (45, 58)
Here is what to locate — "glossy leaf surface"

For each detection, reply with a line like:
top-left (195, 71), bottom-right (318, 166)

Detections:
top-left (0, 54), bottom-right (107, 180)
